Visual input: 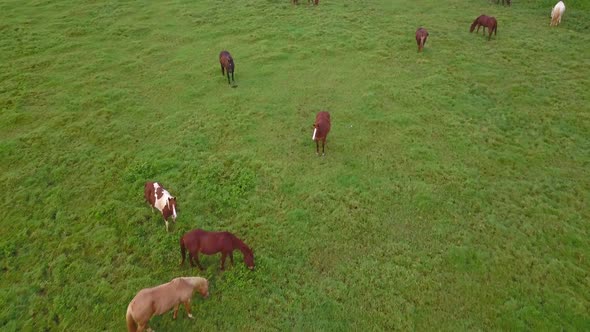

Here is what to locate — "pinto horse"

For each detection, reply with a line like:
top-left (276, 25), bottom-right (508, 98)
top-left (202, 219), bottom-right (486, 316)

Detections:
top-left (551, 1), bottom-right (565, 26)
top-left (219, 51), bottom-right (235, 85)
top-left (312, 111), bottom-right (331, 156)
top-left (180, 229), bottom-right (255, 271)
top-left (415, 27), bottom-right (429, 52)
top-left (470, 15), bottom-right (498, 41)
top-left (126, 277), bottom-right (209, 332)
top-left (144, 182), bottom-right (177, 232)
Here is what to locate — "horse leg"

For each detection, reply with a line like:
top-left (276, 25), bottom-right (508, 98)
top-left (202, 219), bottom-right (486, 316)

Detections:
top-left (227, 72), bottom-right (231, 84)
top-left (188, 252), bottom-right (195, 267)
top-left (165, 219), bottom-right (169, 232)
top-left (193, 252), bottom-right (205, 270)
top-left (173, 304), bottom-right (180, 319)
top-left (231, 71), bottom-right (235, 83)
top-left (220, 252), bottom-right (227, 270)
top-left (316, 140), bottom-right (319, 155)
top-left (184, 301), bottom-right (194, 319)
top-left (221, 64), bottom-right (225, 76)
top-left (322, 139), bottom-right (326, 156)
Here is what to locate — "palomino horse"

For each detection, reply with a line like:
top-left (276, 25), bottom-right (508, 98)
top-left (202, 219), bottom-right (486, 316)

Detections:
top-left (312, 111), bottom-right (331, 156)
top-left (180, 229), bottom-right (255, 271)
top-left (415, 27), bottom-right (429, 52)
top-left (144, 182), bottom-right (177, 232)
top-left (219, 51), bottom-right (235, 85)
top-left (551, 1), bottom-right (566, 26)
top-left (470, 15), bottom-right (498, 41)
top-left (126, 277), bottom-right (209, 332)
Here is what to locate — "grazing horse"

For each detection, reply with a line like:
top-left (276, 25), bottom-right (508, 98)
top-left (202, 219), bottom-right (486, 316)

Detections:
top-left (144, 181), bottom-right (177, 232)
top-left (126, 277), bottom-right (209, 332)
top-left (219, 51), bottom-right (235, 85)
top-left (415, 27), bottom-right (429, 52)
top-left (312, 111), bottom-right (331, 156)
top-left (470, 15), bottom-right (498, 41)
top-left (496, 0), bottom-right (511, 6)
top-left (551, 1), bottom-right (565, 26)
top-left (180, 229), bottom-right (255, 271)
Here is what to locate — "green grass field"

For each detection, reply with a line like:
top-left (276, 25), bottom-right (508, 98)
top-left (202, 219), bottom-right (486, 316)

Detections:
top-left (1, 0), bottom-right (589, 330)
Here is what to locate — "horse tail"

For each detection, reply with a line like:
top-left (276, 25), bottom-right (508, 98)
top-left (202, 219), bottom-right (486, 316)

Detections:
top-left (180, 236), bottom-right (187, 265)
top-left (126, 303), bottom-right (137, 332)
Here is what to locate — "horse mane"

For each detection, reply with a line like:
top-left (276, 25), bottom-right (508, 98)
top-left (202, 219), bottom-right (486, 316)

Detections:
top-left (180, 277), bottom-right (207, 289)
top-left (470, 16), bottom-right (480, 31)
top-left (230, 234), bottom-right (253, 256)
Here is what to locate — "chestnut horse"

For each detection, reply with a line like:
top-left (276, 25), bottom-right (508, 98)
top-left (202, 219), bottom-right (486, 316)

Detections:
top-left (415, 27), bottom-right (429, 52)
top-left (470, 15), bottom-right (497, 41)
top-left (219, 51), bottom-right (235, 85)
top-left (312, 111), bottom-right (331, 156)
top-left (180, 229), bottom-right (255, 271)
top-left (126, 277), bottom-right (209, 332)
top-left (550, 1), bottom-right (565, 26)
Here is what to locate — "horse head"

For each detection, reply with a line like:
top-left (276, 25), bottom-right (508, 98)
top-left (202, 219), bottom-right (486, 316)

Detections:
top-left (167, 196), bottom-right (177, 221)
top-left (244, 248), bottom-right (255, 270)
top-left (227, 58), bottom-right (235, 73)
top-left (197, 278), bottom-right (209, 298)
top-left (312, 123), bottom-right (319, 141)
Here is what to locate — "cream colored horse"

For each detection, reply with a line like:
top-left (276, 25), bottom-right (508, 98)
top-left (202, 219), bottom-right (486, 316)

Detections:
top-left (126, 277), bottom-right (209, 332)
top-left (551, 1), bottom-right (566, 26)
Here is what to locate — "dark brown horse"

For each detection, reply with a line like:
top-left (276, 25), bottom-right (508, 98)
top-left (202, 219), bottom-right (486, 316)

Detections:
top-left (180, 229), bottom-right (254, 271)
top-left (415, 27), bottom-right (429, 52)
top-left (470, 15), bottom-right (497, 41)
top-left (312, 111), bottom-right (331, 156)
top-left (219, 51), bottom-right (235, 85)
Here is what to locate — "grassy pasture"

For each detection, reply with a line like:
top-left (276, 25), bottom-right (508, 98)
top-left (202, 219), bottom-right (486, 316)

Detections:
top-left (1, 0), bottom-right (589, 330)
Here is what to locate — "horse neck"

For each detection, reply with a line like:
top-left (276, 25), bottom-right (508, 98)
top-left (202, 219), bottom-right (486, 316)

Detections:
top-left (231, 235), bottom-right (251, 255)
top-left (182, 277), bottom-right (203, 289)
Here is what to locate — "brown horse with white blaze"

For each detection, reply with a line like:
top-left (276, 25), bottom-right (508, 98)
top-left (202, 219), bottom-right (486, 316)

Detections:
top-left (144, 181), bottom-right (177, 232)
top-left (180, 229), bottom-right (255, 271)
top-left (415, 27), bottom-right (429, 52)
top-left (312, 111), bottom-right (331, 156)
top-left (219, 51), bottom-right (235, 85)
top-left (126, 277), bottom-right (209, 332)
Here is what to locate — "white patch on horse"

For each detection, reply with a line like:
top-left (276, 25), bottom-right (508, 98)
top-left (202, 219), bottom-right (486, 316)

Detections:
top-left (312, 128), bottom-right (317, 140)
top-left (154, 188), bottom-right (173, 214)
top-left (173, 204), bottom-right (177, 220)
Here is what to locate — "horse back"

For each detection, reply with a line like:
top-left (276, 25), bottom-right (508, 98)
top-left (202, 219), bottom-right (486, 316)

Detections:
top-left (415, 28), bottom-right (428, 42)
top-left (315, 111), bottom-right (331, 139)
top-left (219, 51), bottom-right (233, 66)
